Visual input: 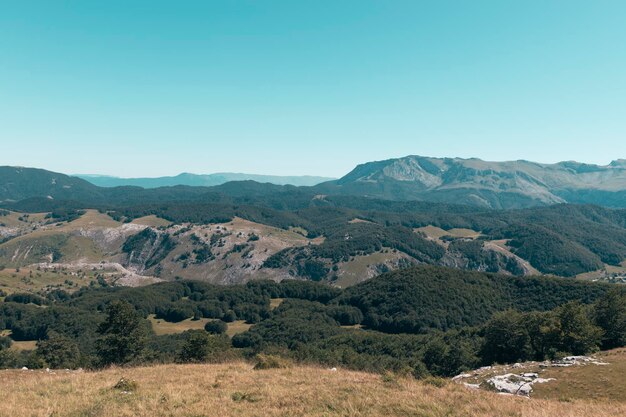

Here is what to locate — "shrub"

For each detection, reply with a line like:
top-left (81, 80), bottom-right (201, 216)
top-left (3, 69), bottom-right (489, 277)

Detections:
top-left (253, 354), bottom-right (290, 370)
top-left (222, 310), bottom-right (237, 323)
top-left (113, 377), bottom-right (138, 392)
top-left (204, 320), bottom-right (227, 335)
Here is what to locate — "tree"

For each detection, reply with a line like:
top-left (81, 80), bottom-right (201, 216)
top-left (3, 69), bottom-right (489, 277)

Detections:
top-left (525, 311), bottom-right (562, 360)
top-left (95, 301), bottom-right (148, 366)
top-left (0, 336), bottom-right (11, 351)
top-left (204, 320), bottom-right (227, 335)
top-left (178, 331), bottom-right (216, 363)
top-left (556, 302), bottom-right (602, 355)
top-left (36, 335), bottom-right (81, 369)
top-left (222, 310), bottom-right (237, 323)
top-left (594, 288), bottom-right (626, 349)
top-left (481, 310), bottom-right (530, 364)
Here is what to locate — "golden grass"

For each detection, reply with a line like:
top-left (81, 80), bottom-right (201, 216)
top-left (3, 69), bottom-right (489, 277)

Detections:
top-left (576, 262), bottom-right (626, 281)
top-left (147, 315), bottom-right (211, 336)
top-left (148, 316), bottom-right (251, 338)
top-left (0, 267), bottom-right (94, 295)
top-left (269, 298), bottom-right (284, 310)
top-left (1, 362), bottom-right (624, 417)
top-left (334, 250), bottom-right (405, 287)
top-left (10, 340), bottom-right (37, 351)
top-left (415, 225), bottom-right (481, 240)
top-left (533, 348), bottom-right (626, 402)
top-left (130, 215), bottom-right (172, 227)
top-left (225, 320), bottom-right (252, 338)
top-left (61, 210), bottom-right (121, 230)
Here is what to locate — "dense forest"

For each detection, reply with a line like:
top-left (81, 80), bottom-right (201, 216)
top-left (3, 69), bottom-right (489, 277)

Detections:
top-left (1, 266), bottom-right (625, 378)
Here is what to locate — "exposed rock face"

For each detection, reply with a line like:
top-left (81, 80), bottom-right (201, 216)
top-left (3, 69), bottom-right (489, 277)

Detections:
top-left (485, 373), bottom-right (554, 396)
top-left (453, 355), bottom-right (611, 397)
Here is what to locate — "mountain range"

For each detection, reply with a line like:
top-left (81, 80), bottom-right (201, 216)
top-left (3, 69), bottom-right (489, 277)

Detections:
top-left (2, 155), bottom-right (625, 209)
top-left (317, 156), bottom-right (626, 209)
top-left (77, 172), bottom-right (335, 188)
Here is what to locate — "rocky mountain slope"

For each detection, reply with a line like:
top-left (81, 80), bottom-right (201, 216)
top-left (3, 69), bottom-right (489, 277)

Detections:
top-left (319, 156), bottom-right (626, 208)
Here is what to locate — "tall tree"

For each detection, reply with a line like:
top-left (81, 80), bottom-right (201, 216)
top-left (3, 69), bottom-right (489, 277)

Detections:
top-left (557, 302), bottom-right (603, 355)
top-left (95, 301), bottom-right (148, 366)
top-left (594, 288), bottom-right (626, 349)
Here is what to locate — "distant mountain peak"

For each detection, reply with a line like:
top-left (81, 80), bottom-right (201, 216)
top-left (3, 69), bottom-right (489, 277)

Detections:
top-left (76, 172), bottom-right (335, 188)
top-left (326, 155), bottom-right (626, 209)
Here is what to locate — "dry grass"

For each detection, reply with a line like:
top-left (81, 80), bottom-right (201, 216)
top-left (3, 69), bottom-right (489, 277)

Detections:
top-left (334, 250), bottom-right (408, 287)
top-left (415, 225), bottom-right (481, 240)
top-left (148, 316), bottom-right (251, 338)
top-left (533, 348), bottom-right (626, 402)
top-left (60, 210), bottom-right (121, 230)
top-left (147, 315), bottom-right (211, 336)
top-left (10, 340), bottom-right (37, 351)
top-left (225, 320), bottom-right (252, 337)
top-left (130, 215), bottom-right (172, 227)
top-left (0, 267), bottom-right (96, 295)
top-left (1, 362), bottom-right (625, 417)
top-left (269, 298), bottom-right (284, 310)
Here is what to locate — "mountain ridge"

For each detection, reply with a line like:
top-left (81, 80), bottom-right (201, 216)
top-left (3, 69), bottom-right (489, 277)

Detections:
top-left (2, 154), bottom-right (626, 209)
top-left (321, 155), bottom-right (626, 208)
top-left (77, 172), bottom-right (334, 188)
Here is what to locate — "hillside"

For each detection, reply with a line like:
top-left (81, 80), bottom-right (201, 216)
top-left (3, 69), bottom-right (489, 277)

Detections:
top-left (78, 172), bottom-right (335, 188)
top-left (0, 167), bottom-right (102, 203)
top-left (319, 156), bottom-right (626, 208)
top-left (2, 361), bottom-right (625, 417)
top-left (2, 202), bottom-right (626, 283)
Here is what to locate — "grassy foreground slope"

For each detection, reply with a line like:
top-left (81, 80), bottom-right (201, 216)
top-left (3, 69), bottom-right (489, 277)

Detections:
top-left (2, 362), bottom-right (625, 417)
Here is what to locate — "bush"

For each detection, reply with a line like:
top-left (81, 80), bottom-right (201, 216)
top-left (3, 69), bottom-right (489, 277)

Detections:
top-left (204, 320), bottom-right (227, 335)
top-left (36, 335), bottom-right (81, 369)
top-left (178, 331), bottom-right (213, 363)
top-left (253, 354), bottom-right (291, 370)
top-left (0, 336), bottom-right (12, 351)
top-left (222, 310), bottom-right (237, 323)
top-left (113, 377), bottom-right (138, 392)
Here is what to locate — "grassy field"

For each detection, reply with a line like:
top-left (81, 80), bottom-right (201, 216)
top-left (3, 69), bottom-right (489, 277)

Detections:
top-left (148, 315), bottom-right (252, 338)
top-left (415, 225), bottom-right (481, 240)
top-left (1, 362), bottom-right (624, 417)
top-left (532, 348), bottom-right (626, 402)
top-left (269, 298), bottom-right (283, 310)
top-left (225, 320), bottom-right (252, 338)
top-left (0, 266), bottom-right (96, 296)
top-left (60, 210), bottom-right (121, 230)
top-left (130, 215), bottom-right (172, 227)
top-left (148, 315), bottom-right (212, 336)
top-left (334, 250), bottom-right (407, 287)
top-left (576, 262), bottom-right (626, 282)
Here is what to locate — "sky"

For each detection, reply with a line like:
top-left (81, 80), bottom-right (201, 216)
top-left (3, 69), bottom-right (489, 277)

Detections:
top-left (1, 1), bottom-right (625, 178)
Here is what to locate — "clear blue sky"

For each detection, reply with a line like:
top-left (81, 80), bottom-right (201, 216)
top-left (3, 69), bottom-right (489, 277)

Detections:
top-left (1, 1), bottom-right (625, 177)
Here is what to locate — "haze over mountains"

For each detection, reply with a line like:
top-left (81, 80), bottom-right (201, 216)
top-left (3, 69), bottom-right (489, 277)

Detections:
top-left (77, 173), bottom-right (335, 188)
top-left (2, 155), bottom-right (625, 209)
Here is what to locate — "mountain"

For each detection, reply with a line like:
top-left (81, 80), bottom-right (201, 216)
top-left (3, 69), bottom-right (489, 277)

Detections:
top-left (0, 166), bottom-right (103, 203)
top-left (317, 156), bottom-right (626, 209)
top-left (77, 172), bottom-right (334, 188)
top-left (4, 157), bottom-right (626, 210)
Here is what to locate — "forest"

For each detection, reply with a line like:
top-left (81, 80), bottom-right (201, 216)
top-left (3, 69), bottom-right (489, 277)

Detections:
top-left (1, 266), bottom-right (625, 378)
